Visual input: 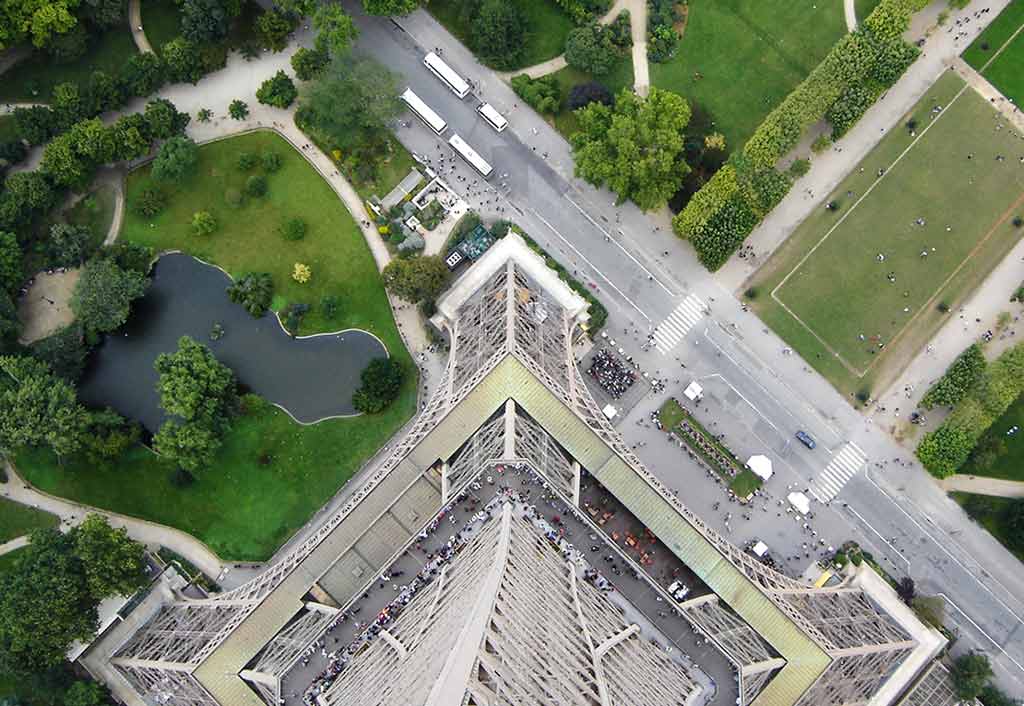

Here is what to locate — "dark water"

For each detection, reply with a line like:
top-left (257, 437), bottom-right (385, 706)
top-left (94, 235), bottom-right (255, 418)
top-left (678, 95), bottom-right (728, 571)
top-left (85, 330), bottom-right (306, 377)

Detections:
top-left (79, 253), bottom-right (387, 430)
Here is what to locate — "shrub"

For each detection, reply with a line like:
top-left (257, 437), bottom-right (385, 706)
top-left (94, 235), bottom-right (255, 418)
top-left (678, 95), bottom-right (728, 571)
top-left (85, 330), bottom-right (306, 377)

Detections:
top-left (920, 343), bottom-right (986, 409)
top-left (237, 152), bottom-right (258, 171)
top-left (279, 218), bottom-right (306, 241)
top-left (744, 287), bottom-right (758, 300)
top-left (353, 357), bottom-right (404, 413)
top-left (292, 262), bottom-right (311, 283)
top-left (565, 23), bottom-right (619, 76)
top-left (225, 188), bottom-right (243, 207)
top-left (262, 151), bottom-right (283, 172)
top-left (320, 295), bottom-right (340, 319)
top-left (227, 272), bottom-right (274, 316)
top-left (647, 23), bottom-right (680, 62)
top-left (191, 211), bottom-right (217, 236)
top-left (511, 74), bottom-right (562, 115)
top-left (787, 158), bottom-right (811, 178)
top-left (256, 70), bottom-right (299, 109)
top-left (291, 46), bottom-right (329, 81)
top-left (151, 136), bottom-right (199, 184)
top-left (937, 301), bottom-right (950, 313)
top-left (134, 186), bottom-right (167, 218)
top-left (282, 302), bottom-right (309, 334)
top-left (567, 81), bottom-right (613, 110)
top-left (228, 100), bottom-right (249, 120)
top-left (246, 175), bottom-right (268, 197)
top-left (1013, 216), bottom-right (1023, 228)
top-left (826, 200), bottom-right (840, 212)
top-left (811, 134), bottom-right (832, 153)
top-left (608, 10), bottom-right (632, 49)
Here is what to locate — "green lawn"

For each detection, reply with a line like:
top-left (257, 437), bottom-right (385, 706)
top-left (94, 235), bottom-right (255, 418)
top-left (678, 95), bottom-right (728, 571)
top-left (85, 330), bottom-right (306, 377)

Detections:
top-left (650, 0), bottom-right (848, 150)
top-left (66, 183), bottom-right (117, 247)
top-left (964, 0), bottom-right (1024, 106)
top-left (960, 393), bottom-right (1024, 481)
top-left (550, 56), bottom-right (634, 138)
top-left (730, 469), bottom-right (763, 498)
top-left (142, 0), bottom-right (184, 53)
top-left (0, 116), bottom-right (20, 143)
top-left (747, 72), bottom-right (1024, 399)
top-left (658, 398), bottom-right (686, 429)
top-left (952, 491), bottom-right (1024, 563)
top-left (0, 497), bottom-right (58, 544)
top-left (427, 0), bottom-right (575, 70)
top-left (0, 31), bottom-right (138, 102)
top-left (16, 130), bottom-right (417, 561)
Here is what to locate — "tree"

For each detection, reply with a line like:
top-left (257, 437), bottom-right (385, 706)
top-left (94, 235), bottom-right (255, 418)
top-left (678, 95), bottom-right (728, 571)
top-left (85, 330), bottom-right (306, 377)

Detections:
top-left (71, 258), bottom-right (149, 333)
top-left (565, 23), bottom-right (618, 76)
top-left (64, 681), bottom-right (107, 706)
top-left (197, 108), bottom-right (213, 122)
top-left (262, 150), bottom-right (282, 172)
top-left (73, 514), bottom-right (148, 599)
top-left (256, 70), bottom-right (298, 109)
top-left (121, 52), bottom-right (166, 97)
top-left (144, 98), bottom-right (190, 139)
top-left (81, 406), bottom-right (140, 465)
top-left (0, 292), bottom-right (20, 353)
top-left (81, 0), bottom-right (126, 27)
top-left (302, 53), bottom-right (401, 145)
top-left (30, 323), bottom-right (88, 382)
top-left (895, 576), bottom-right (915, 604)
top-left (180, 0), bottom-right (237, 43)
top-left (920, 343), bottom-right (987, 409)
top-left (567, 81), bottom-right (613, 111)
top-left (0, 232), bottom-right (21, 293)
top-left (469, 0), bottom-right (526, 70)
top-left (151, 136), bottom-right (199, 183)
top-left (951, 652), bottom-right (993, 700)
top-left (313, 3), bottom-right (358, 56)
top-left (40, 131), bottom-right (90, 188)
top-left (979, 685), bottom-right (1017, 706)
top-left (48, 223), bottom-right (93, 268)
top-left (161, 37), bottom-right (204, 84)
top-left (381, 255), bottom-right (450, 303)
top-left (0, 355), bottom-right (88, 458)
top-left (571, 87), bottom-right (692, 210)
top-left (227, 272), bottom-right (273, 316)
top-left (12, 105), bottom-right (56, 145)
top-left (0, 529), bottom-right (96, 674)
top-left (353, 357), bottom-right (403, 413)
top-left (191, 211), bottom-right (217, 236)
top-left (245, 174), bottom-right (267, 197)
top-left (916, 424), bottom-right (976, 478)
top-left (52, 82), bottom-right (85, 129)
top-left (85, 70), bottom-right (125, 115)
top-left (362, 0), bottom-right (418, 15)
top-left (255, 8), bottom-right (295, 51)
top-left (510, 74), bottom-right (561, 114)
top-left (154, 336), bottom-right (238, 427)
top-left (228, 99), bottom-right (250, 120)
top-left (110, 114), bottom-right (150, 161)
top-left (0, 0), bottom-right (79, 50)
top-left (279, 217), bottom-right (306, 240)
top-left (0, 172), bottom-right (57, 227)
top-left (291, 46), bottom-right (329, 80)
top-left (155, 418), bottom-right (225, 471)
top-left (1003, 498), bottom-right (1024, 553)
top-left (45, 22), bottom-right (88, 63)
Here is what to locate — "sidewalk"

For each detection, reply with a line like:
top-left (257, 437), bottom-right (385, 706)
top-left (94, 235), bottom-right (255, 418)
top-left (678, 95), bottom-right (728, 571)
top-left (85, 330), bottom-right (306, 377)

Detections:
top-left (941, 474), bottom-right (1024, 498)
top-left (128, 0), bottom-right (154, 54)
top-left (0, 535), bottom-right (29, 556)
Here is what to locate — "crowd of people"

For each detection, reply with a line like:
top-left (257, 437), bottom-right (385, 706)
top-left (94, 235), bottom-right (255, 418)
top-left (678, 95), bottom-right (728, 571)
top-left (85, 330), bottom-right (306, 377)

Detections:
top-left (588, 348), bottom-right (636, 399)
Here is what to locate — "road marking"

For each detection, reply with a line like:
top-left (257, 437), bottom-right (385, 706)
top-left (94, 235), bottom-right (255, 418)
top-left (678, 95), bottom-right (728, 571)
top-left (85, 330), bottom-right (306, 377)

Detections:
top-left (562, 193), bottom-right (677, 297)
top-left (529, 208), bottom-right (651, 322)
top-left (809, 444), bottom-right (866, 503)
top-left (653, 295), bottom-right (704, 353)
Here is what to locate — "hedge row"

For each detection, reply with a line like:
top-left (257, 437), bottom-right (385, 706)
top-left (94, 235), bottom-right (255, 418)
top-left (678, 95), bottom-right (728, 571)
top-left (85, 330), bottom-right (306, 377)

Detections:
top-left (917, 342), bottom-right (1024, 477)
top-left (551, 0), bottom-right (612, 25)
top-left (920, 343), bottom-right (987, 410)
top-left (673, 0), bottom-right (929, 271)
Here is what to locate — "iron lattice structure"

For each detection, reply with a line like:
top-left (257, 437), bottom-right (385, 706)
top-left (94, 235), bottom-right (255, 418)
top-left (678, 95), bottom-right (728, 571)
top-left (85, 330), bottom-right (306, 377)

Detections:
top-left (107, 234), bottom-right (921, 706)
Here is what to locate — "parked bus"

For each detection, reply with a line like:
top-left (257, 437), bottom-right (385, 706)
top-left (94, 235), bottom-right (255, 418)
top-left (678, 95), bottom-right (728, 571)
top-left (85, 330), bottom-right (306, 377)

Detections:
top-left (401, 88), bottom-right (447, 135)
top-left (423, 51), bottom-right (470, 99)
top-left (476, 102), bottom-right (508, 133)
top-left (448, 134), bottom-right (492, 178)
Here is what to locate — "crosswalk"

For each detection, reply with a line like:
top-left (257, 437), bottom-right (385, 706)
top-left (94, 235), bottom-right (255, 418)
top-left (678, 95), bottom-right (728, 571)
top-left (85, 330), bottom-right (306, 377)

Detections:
top-left (809, 444), bottom-right (867, 503)
top-left (652, 294), bottom-right (705, 354)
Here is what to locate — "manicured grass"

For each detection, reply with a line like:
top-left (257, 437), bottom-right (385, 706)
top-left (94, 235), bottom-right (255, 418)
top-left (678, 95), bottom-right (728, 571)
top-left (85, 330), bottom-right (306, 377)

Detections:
top-left (66, 183), bottom-right (117, 246)
top-left (16, 130), bottom-right (417, 561)
top-left (427, 0), bottom-right (575, 70)
top-left (649, 0), bottom-right (848, 150)
top-left (960, 393), bottom-right (1024, 481)
top-left (747, 72), bottom-right (1024, 399)
top-left (0, 497), bottom-right (58, 544)
top-left (730, 469), bottom-right (763, 498)
top-left (0, 31), bottom-right (138, 102)
top-left (550, 56), bottom-right (634, 138)
top-left (658, 398), bottom-right (686, 429)
top-left (142, 0), bottom-right (185, 53)
top-left (0, 116), bottom-right (20, 143)
top-left (964, 0), bottom-right (1024, 106)
top-left (952, 491), bottom-right (1024, 563)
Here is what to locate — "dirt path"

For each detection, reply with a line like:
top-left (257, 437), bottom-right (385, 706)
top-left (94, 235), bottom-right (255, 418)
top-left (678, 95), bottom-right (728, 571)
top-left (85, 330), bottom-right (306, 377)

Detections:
top-left (941, 474), bottom-right (1024, 498)
top-left (16, 269), bottom-right (80, 344)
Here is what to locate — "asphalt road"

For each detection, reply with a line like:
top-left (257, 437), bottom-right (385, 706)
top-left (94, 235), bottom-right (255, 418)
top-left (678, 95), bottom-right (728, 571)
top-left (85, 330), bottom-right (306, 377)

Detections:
top-left (347, 3), bottom-right (1024, 697)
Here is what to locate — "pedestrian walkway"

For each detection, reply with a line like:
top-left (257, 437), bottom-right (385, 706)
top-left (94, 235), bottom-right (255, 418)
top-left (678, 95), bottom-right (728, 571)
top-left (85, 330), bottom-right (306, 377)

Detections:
top-left (940, 474), bottom-right (1024, 498)
top-left (128, 0), bottom-right (154, 54)
top-left (0, 535), bottom-right (29, 556)
top-left (810, 443), bottom-right (867, 503)
top-left (844, 0), bottom-right (858, 32)
top-left (652, 293), bottom-right (704, 354)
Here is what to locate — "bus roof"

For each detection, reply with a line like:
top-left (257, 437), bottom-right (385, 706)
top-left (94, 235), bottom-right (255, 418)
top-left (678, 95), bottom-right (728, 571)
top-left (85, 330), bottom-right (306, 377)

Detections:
top-left (424, 52), bottom-right (470, 96)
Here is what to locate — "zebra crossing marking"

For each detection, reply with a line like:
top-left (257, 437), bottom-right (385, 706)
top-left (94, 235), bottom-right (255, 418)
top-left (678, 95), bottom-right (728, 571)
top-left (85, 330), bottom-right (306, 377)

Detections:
top-left (652, 294), bottom-right (705, 354)
top-left (810, 444), bottom-right (867, 503)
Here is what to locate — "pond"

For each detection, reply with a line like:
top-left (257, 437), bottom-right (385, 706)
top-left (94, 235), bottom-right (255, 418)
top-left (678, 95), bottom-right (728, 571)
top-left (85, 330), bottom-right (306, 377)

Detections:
top-left (79, 253), bottom-right (388, 430)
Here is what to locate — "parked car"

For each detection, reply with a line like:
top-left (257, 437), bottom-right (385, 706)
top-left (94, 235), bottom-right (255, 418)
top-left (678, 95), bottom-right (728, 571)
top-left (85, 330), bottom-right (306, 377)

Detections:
top-left (667, 580), bottom-right (690, 602)
top-left (795, 430), bottom-right (816, 449)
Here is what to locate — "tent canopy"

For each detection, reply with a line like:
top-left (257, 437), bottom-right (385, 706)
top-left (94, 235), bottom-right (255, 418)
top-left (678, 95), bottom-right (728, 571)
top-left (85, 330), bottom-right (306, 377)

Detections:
top-left (683, 381), bottom-right (703, 401)
top-left (787, 492), bottom-right (810, 515)
top-left (747, 454), bottom-right (773, 480)
top-left (752, 540), bottom-right (769, 558)
top-left (602, 404), bottom-right (617, 420)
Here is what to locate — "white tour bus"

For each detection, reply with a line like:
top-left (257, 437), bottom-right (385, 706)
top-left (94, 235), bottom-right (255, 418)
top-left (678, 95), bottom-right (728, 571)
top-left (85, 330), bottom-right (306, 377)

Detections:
top-left (401, 88), bottom-right (447, 135)
top-left (476, 102), bottom-right (508, 133)
top-left (423, 51), bottom-right (470, 99)
top-left (448, 134), bottom-right (493, 179)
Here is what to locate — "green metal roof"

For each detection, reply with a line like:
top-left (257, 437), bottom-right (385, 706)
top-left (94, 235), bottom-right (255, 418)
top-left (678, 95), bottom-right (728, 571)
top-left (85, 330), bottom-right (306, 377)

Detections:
top-left (194, 354), bottom-right (829, 706)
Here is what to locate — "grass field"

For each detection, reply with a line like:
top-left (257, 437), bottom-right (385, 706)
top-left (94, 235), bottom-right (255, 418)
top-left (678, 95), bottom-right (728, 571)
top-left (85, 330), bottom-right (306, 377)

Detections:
top-left (952, 491), bottom-right (1024, 563)
top-left (964, 0), bottom-right (1024, 106)
top-left (960, 393), bottom-right (1024, 481)
top-left (15, 130), bottom-right (417, 561)
top-left (66, 183), bottom-right (117, 246)
top-left (649, 0), bottom-right (848, 150)
top-left (142, 0), bottom-right (185, 53)
top-left (0, 497), bottom-right (58, 543)
top-left (550, 56), bottom-right (634, 138)
top-left (0, 31), bottom-right (138, 102)
top-left (427, 0), bottom-right (574, 70)
top-left (747, 72), bottom-right (1024, 399)
top-left (658, 398), bottom-right (686, 429)
top-left (0, 116), bottom-right (19, 143)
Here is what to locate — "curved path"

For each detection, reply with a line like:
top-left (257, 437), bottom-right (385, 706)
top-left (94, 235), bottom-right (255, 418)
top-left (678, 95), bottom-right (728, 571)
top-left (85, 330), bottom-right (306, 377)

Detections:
top-left (1, 461), bottom-right (233, 583)
top-left (0, 535), bottom-right (30, 557)
top-left (844, 0), bottom-right (858, 32)
top-left (128, 0), bottom-right (154, 54)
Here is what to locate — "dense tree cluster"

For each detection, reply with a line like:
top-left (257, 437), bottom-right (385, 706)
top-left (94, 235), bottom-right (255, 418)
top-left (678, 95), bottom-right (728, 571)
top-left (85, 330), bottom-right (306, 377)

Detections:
top-left (256, 70), bottom-right (299, 109)
top-left (227, 272), bottom-right (274, 316)
top-left (550, 0), bottom-right (611, 25)
top-left (919, 343), bottom-right (987, 410)
top-left (381, 255), bottom-right (450, 304)
top-left (151, 136), bottom-right (199, 184)
top-left (673, 0), bottom-right (930, 271)
top-left (353, 357), bottom-right (403, 413)
top-left (511, 74), bottom-right (561, 115)
top-left (71, 257), bottom-right (150, 333)
top-left (571, 87), bottom-right (691, 211)
top-left (291, 46), bottom-right (330, 80)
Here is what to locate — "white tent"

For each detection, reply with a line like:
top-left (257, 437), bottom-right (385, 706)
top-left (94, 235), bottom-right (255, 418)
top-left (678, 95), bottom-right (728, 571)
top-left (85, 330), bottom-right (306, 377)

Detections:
top-left (683, 381), bottom-right (703, 401)
top-left (602, 404), bottom-right (617, 420)
top-left (746, 454), bottom-right (774, 481)
top-left (787, 491), bottom-right (811, 515)
top-left (751, 540), bottom-right (769, 558)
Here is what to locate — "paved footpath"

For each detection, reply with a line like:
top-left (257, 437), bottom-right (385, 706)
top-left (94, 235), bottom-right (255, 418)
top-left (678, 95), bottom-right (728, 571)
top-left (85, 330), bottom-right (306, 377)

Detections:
top-left (0, 535), bottom-right (30, 556)
top-left (128, 0), bottom-right (153, 54)
top-left (942, 475), bottom-right (1024, 498)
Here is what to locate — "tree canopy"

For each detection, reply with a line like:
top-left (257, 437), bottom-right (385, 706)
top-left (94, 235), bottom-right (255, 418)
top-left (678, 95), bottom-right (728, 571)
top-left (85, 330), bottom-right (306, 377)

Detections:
top-left (301, 53), bottom-right (401, 147)
top-left (564, 23), bottom-right (618, 76)
top-left (73, 514), bottom-right (149, 598)
top-left (951, 652), bottom-right (993, 700)
top-left (353, 357), bottom-right (403, 413)
top-left (469, 0), bottom-right (526, 70)
top-left (71, 257), bottom-right (149, 333)
top-left (0, 355), bottom-right (89, 458)
top-left (381, 255), bottom-right (449, 303)
top-left (256, 70), bottom-right (298, 109)
top-left (571, 87), bottom-right (692, 210)
top-left (313, 3), bottom-right (358, 56)
top-left (362, 0), bottom-right (418, 15)
top-left (151, 136), bottom-right (199, 184)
